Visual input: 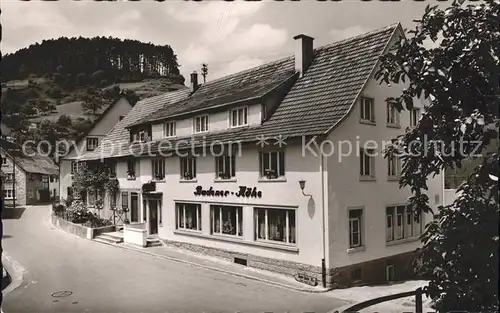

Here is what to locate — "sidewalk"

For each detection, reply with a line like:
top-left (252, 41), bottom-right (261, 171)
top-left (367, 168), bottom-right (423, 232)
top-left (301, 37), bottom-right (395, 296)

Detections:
top-left (325, 280), bottom-right (434, 313)
top-left (100, 240), bottom-right (330, 293)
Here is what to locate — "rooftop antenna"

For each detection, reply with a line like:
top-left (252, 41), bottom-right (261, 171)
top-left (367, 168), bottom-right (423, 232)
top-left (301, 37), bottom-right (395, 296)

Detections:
top-left (201, 63), bottom-right (208, 84)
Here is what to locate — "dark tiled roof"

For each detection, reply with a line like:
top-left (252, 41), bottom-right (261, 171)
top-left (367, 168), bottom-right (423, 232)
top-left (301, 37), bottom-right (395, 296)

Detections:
top-left (129, 57), bottom-right (296, 127)
top-left (1, 138), bottom-right (59, 175)
top-left (76, 88), bottom-right (190, 160)
top-left (79, 24), bottom-right (398, 161)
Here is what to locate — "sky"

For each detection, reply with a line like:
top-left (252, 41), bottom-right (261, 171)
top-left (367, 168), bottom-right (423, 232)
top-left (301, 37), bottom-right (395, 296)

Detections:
top-left (1, 0), bottom-right (452, 83)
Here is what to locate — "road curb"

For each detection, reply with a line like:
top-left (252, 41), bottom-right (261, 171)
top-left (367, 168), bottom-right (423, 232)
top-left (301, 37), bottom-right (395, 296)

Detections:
top-left (48, 210), bottom-right (332, 294)
top-left (95, 239), bottom-right (332, 294)
top-left (1, 252), bottom-right (26, 296)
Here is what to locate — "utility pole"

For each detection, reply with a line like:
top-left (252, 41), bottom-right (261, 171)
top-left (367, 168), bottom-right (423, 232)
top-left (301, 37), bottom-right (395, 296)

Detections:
top-left (201, 63), bottom-right (208, 84)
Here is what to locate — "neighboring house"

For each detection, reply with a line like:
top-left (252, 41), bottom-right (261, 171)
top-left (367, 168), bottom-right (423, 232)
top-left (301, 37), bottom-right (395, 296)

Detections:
top-left (1, 138), bottom-right (59, 206)
top-left (59, 95), bottom-right (134, 200)
top-left (79, 24), bottom-right (443, 288)
top-left (443, 136), bottom-right (499, 206)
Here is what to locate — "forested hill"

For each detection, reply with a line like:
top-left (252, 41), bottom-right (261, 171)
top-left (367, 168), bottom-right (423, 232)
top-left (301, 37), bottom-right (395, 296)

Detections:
top-left (1, 36), bottom-right (187, 159)
top-left (1, 36), bottom-right (184, 84)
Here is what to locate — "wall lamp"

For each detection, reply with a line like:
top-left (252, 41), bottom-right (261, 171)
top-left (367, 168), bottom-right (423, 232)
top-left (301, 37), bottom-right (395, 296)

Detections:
top-left (299, 179), bottom-right (312, 197)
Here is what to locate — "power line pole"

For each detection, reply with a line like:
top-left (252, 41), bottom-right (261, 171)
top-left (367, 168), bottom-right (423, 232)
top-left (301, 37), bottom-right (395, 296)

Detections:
top-left (13, 152), bottom-right (16, 209)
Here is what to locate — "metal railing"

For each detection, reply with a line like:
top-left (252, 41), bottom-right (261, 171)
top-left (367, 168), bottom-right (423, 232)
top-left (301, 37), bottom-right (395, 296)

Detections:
top-left (332, 287), bottom-right (427, 313)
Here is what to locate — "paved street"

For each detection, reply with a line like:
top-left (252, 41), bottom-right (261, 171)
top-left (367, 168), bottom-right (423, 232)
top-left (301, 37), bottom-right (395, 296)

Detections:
top-left (1, 205), bottom-right (347, 313)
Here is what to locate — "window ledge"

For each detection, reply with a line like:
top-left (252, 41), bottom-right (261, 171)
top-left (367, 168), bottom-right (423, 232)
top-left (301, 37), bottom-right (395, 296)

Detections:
top-left (386, 237), bottom-right (420, 246)
top-left (359, 176), bottom-right (376, 182)
top-left (127, 177), bottom-right (137, 181)
top-left (360, 119), bottom-right (376, 126)
top-left (387, 176), bottom-right (400, 182)
top-left (347, 246), bottom-right (366, 254)
top-left (152, 179), bottom-right (166, 183)
top-left (214, 178), bottom-right (237, 183)
top-left (179, 179), bottom-right (197, 183)
top-left (258, 177), bottom-right (287, 183)
top-left (386, 123), bottom-right (401, 129)
top-left (173, 230), bottom-right (299, 252)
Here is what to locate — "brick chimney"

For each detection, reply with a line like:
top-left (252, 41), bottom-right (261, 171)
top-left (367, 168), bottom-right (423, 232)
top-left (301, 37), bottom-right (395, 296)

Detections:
top-left (190, 71), bottom-right (199, 93)
top-left (293, 34), bottom-right (314, 78)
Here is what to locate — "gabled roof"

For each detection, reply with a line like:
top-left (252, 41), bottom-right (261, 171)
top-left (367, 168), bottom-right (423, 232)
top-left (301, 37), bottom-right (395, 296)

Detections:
top-left (79, 23), bottom-right (399, 161)
top-left (128, 57), bottom-right (296, 127)
top-left (75, 87), bottom-right (190, 160)
top-left (1, 138), bottom-right (59, 175)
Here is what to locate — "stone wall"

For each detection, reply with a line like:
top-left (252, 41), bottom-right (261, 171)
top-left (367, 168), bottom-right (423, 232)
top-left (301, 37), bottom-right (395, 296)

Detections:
top-left (51, 214), bottom-right (115, 239)
top-left (162, 239), bottom-right (421, 289)
top-left (329, 250), bottom-right (421, 288)
top-left (162, 239), bottom-right (323, 286)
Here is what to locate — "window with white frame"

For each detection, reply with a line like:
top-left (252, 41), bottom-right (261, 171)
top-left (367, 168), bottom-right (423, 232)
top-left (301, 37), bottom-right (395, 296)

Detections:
top-left (71, 161), bottom-right (78, 174)
top-left (410, 108), bottom-right (420, 127)
top-left (176, 203), bottom-right (201, 231)
top-left (152, 159), bottom-right (165, 181)
top-left (348, 208), bottom-right (363, 248)
top-left (211, 205), bottom-right (242, 237)
top-left (215, 152), bottom-right (236, 179)
top-left (180, 156), bottom-right (196, 180)
top-left (163, 121), bottom-right (176, 138)
top-left (2, 157), bottom-right (7, 166)
top-left (386, 208), bottom-right (394, 241)
top-left (127, 159), bottom-right (137, 179)
top-left (386, 102), bottom-right (400, 126)
top-left (255, 207), bottom-right (296, 244)
top-left (360, 148), bottom-right (375, 178)
top-left (259, 150), bottom-right (285, 179)
top-left (106, 160), bottom-right (117, 178)
top-left (6, 173), bottom-right (14, 182)
top-left (387, 153), bottom-right (401, 178)
top-left (386, 205), bottom-right (422, 242)
top-left (86, 137), bottom-right (99, 151)
top-left (194, 115), bottom-right (209, 133)
top-left (230, 107), bottom-right (248, 127)
top-left (395, 206), bottom-right (404, 239)
top-left (4, 189), bottom-right (13, 199)
top-left (360, 97), bottom-right (375, 123)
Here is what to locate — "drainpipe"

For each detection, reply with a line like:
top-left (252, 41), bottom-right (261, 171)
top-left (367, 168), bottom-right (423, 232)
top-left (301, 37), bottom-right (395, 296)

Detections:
top-left (320, 151), bottom-right (327, 288)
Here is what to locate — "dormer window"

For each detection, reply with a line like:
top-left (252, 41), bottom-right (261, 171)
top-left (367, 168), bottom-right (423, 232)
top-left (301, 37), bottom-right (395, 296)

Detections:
top-left (131, 126), bottom-right (151, 143)
top-left (194, 115), bottom-right (209, 133)
top-left (230, 106), bottom-right (248, 128)
top-left (86, 137), bottom-right (98, 151)
top-left (163, 121), bottom-right (176, 138)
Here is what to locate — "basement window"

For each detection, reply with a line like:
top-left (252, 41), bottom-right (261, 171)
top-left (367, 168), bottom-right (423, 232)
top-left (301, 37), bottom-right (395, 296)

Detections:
top-left (234, 257), bottom-right (247, 266)
top-left (386, 265), bottom-right (395, 282)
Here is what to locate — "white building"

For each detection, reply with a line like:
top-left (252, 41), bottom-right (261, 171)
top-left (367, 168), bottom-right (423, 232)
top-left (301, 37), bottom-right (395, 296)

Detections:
top-left (79, 24), bottom-right (443, 288)
top-left (59, 95), bottom-right (134, 200)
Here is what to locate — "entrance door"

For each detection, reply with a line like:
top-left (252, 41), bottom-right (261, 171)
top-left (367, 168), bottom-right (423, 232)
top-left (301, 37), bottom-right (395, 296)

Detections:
top-left (148, 199), bottom-right (159, 235)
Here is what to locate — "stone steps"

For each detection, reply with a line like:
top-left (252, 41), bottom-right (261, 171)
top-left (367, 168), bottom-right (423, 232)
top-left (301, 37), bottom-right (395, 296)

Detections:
top-left (146, 237), bottom-right (162, 247)
top-left (95, 232), bottom-right (123, 244)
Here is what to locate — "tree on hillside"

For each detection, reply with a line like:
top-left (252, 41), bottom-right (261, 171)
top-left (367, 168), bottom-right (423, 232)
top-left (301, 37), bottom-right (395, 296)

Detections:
top-left (82, 96), bottom-right (104, 115)
top-left (375, 1), bottom-right (499, 312)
